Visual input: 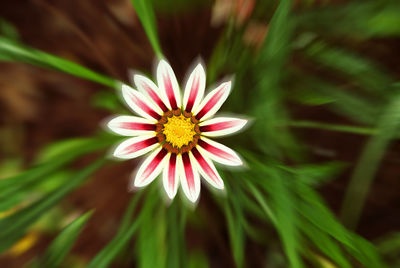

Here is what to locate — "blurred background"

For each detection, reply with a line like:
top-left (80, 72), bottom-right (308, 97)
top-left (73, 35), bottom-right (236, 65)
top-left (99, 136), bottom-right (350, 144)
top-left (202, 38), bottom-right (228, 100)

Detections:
top-left (0, 0), bottom-right (399, 267)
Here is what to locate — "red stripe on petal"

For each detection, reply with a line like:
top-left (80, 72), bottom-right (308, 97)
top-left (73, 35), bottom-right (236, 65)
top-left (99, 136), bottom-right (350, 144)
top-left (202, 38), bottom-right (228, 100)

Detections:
top-left (119, 122), bottom-right (156, 131)
top-left (198, 139), bottom-right (235, 162)
top-left (164, 75), bottom-right (178, 109)
top-left (185, 75), bottom-right (199, 112)
top-left (141, 82), bottom-right (169, 112)
top-left (129, 92), bottom-right (161, 120)
top-left (196, 87), bottom-right (226, 120)
top-left (168, 153), bottom-right (177, 189)
top-left (200, 120), bottom-right (239, 132)
top-left (141, 148), bottom-right (168, 179)
top-left (123, 137), bottom-right (158, 155)
top-left (182, 153), bottom-right (195, 195)
top-left (192, 148), bottom-right (220, 186)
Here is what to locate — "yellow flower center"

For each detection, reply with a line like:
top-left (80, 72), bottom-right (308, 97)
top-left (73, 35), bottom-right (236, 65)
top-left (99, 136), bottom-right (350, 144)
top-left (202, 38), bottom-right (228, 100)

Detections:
top-left (162, 114), bottom-right (196, 148)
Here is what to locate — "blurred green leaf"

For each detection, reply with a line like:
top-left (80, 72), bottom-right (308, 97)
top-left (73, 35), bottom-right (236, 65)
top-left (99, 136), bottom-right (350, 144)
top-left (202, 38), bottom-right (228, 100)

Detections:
top-left (166, 201), bottom-right (187, 268)
top-left (187, 250), bottom-right (209, 268)
top-left (286, 120), bottom-right (378, 136)
top-left (0, 19), bottom-right (19, 40)
top-left (137, 192), bottom-right (166, 268)
top-left (291, 75), bottom-right (379, 125)
top-left (91, 90), bottom-right (122, 112)
top-left (296, 1), bottom-right (400, 38)
top-left (269, 171), bottom-right (303, 268)
top-left (250, 0), bottom-right (300, 159)
top-left (130, 0), bottom-right (163, 58)
top-left (282, 161), bottom-right (346, 186)
top-left (0, 37), bottom-right (116, 87)
top-left (305, 42), bottom-right (394, 97)
top-left (340, 85), bottom-right (400, 229)
top-left (0, 158), bottom-right (105, 253)
top-left (300, 221), bottom-right (351, 268)
top-left (88, 191), bottom-right (144, 268)
top-left (0, 136), bottom-right (116, 212)
top-left (296, 181), bottom-right (387, 268)
top-left (224, 185), bottom-right (245, 268)
top-left (29, 211), bottom-right (93, 268)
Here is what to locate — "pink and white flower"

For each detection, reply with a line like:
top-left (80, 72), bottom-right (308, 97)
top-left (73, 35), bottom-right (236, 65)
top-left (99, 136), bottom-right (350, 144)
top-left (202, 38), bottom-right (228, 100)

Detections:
top-left (107, 59), bottom-right (247, 203)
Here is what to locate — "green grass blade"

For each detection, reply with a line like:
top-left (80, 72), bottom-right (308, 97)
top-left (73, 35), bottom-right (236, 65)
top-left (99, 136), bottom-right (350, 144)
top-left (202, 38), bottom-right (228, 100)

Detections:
top-left (268, 171), bottom-right (303, 268)
top-left (250, 0), bottom-right (299, 159)
top-left (291, 75), bottom-right (379, 125)
top-left (305, 42), bottom-right (394, 97)
top-left (0, 37), bottom-right (116, 87)
top-left (88, 192), bottom-right (143, 268)
top-left (136, 192), bottom-right (166, 268)
top-left (130, 0), bottom-right (163, 58)
top-left (300, 221), bottom-right (351, 268)
top-left (286, 120), bottom-right (379, 136)
top-left (224, 184), bottom-right (245, 268)
top-left (0, 136), bottom-right (116, 211)
top-left (0, 158), bottom-right (105, 253)
top-left (30, 211), bottom-right (93, 268)
top-left (296, 181), bottom-right (387, 268)
top-left (340, 85), bottom-right (400, 229)
top-left (166, 201), bottom-right (187, 268)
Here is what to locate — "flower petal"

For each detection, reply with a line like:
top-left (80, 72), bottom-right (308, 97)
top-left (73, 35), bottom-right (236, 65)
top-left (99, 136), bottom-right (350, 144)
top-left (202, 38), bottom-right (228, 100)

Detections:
top-left (183, 63), bottom-right (206, 113)
top-left (134, 74), bottom-right (169, 112)
top-left (133, 147), bottom-right (169, 187)
top-left (199, 117), bottom-right (247, 137)
top-left (107, 115), bottom-right (156, 136)
top-left (157, 60), bottom-right (181, 110)
top-left (121, 84), bottom-right (162, 122)
top-left (178, 152), bottom-right (200, 203)
top-left (194, 81), bottom-right (231, 121)
top-left (113, 135), bottom-right (159, 159)
top-left (162, 153), bottom-right (179, 199)
top-left (197, 137), bottom-right (242, 166)
top-left (190, 148), bottom-right (224, 189)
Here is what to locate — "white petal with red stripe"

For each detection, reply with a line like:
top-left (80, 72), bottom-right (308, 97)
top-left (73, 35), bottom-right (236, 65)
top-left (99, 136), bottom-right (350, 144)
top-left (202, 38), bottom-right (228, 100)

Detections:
top-left (162, 153), bottom-right (179, 199)
top-left (121, 84), bottom-right (162, 122)
top-left (194, 81), bottom-right (231, 121)
top-left (178, 153), bottom-right (200, 203)
top-left (197, 137), bottom-right (242, 166)
top-left (199, 117), bottom-right (247, 137)
top-left (190, 148), bottom-right (224, 189)
top-left (107, 115), bottom-right (156, 136)
top-left (113, 135), bottom-right (159, 159)
top-left (133, 147), bottom-right (169, 187)
top-left (157, 60), bottom-right (181, 110)
top-left (183, 63), bottom-right (205, 113)
top-left (134, 74), bottom-right (169, 112)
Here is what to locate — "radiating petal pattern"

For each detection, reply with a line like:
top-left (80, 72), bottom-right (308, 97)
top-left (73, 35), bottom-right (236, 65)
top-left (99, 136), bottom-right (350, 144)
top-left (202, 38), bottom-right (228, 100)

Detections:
top-left (107, 115), bottom-right (156, 136)
top-left (183, 63), bottom-right (206, 113)
top-left (107, 59), bottom-right (246, 203)
top-left (122, 84), bottom-right (162, 121)
top-left (197, 137), bottom-right (242, 166)
top-left (113, 135), bottom-right (159, 159)
top-left (178, 153), bottom-right (200, 203)
top-left (157, 60), bottom-right (181, 110)
top-left (134, 74), bottom-right (169, 112)
top-left (162, 153), bottom-right (179, 199)
top-left (191, 148), bottom-right (224, 189)
top-left (199, 117), bottom-right (247, 137)
top-left (194, 81), bottom-right (231, 121)
top-left (133, 147), bottom-right (169, 187)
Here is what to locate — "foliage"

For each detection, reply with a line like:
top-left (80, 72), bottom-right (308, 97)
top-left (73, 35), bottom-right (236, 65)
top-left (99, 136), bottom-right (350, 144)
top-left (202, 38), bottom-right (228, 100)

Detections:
top-left (1, 0), bottom-right (399, 267)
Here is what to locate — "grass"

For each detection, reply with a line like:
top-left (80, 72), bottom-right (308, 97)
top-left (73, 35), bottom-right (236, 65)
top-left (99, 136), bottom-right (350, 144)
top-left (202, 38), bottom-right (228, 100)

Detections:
top-left (0, 0), bottom-right (399, 267)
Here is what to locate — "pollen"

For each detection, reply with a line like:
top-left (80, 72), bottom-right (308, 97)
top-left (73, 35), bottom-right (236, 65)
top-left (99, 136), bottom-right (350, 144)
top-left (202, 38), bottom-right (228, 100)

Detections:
top-left (163, 114), bottom-right (196, 148)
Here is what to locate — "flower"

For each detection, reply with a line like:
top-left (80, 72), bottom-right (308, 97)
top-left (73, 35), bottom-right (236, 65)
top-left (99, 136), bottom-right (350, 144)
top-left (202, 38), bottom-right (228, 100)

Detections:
top-left (107, 59), bottom-right (247, 203)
